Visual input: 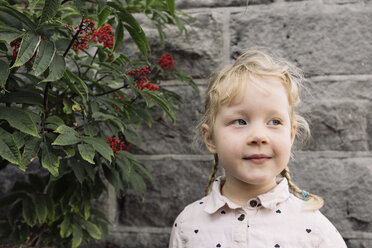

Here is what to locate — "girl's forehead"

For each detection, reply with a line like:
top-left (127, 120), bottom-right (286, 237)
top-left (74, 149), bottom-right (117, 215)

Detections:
top-left (220, 74), bottom-right (287, 106)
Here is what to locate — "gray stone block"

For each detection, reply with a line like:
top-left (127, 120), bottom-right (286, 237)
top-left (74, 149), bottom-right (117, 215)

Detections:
top-left (346, 239), bottom-right (372, 248)
top-left (119, 11), bottom-right (225, 78)
top-left (118, 158), bottom-right (217, 227)
top-left (230, 2), bottom-right (372, 76)
top-left (298, 100), bottom-right (369, 151)
top-left (289, 153), bottom-right (372, 234)
top-left (109, 229), bottom-right (170, 248)
top-left (130, 85), bottom-right (206, 155)
top-left (302, 76), bottom-right (372, 103)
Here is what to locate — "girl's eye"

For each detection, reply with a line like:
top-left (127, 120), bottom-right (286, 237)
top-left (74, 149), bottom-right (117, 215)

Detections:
top-left (233, 119), bottom-right (247, 125)
top-left (268, 119), bottom-right (281, 126)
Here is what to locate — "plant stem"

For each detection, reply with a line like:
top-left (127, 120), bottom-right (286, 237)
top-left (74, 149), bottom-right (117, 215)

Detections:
top-left (94, 84), bottom-right (128, 97)
top-left (82, 48), bottom-right (98, 77)
top-left (63, 16), bottom-right (85, 57)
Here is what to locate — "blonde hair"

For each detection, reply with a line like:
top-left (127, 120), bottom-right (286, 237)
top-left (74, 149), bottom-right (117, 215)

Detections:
top-left (201, 49), bottom-right (323, 211)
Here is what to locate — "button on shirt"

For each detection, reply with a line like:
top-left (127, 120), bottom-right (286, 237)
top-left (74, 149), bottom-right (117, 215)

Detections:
top-left (169, 177), bottom-right (347, 248)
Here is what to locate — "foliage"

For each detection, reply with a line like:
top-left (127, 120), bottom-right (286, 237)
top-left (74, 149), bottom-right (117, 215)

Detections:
top-left (0, 0), bottom-right (197, 247)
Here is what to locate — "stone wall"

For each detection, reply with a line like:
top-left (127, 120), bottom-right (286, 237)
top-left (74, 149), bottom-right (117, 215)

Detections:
top-left (106, 0), bottom-right (372, 247)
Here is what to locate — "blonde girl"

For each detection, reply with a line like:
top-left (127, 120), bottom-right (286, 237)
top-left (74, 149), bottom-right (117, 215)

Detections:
top-left (169, 50), bottom-right (347, 248)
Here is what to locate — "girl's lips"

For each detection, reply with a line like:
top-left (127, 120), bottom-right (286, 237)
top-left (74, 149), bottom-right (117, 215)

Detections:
top-left (244, 154), bottom-right (272, 164)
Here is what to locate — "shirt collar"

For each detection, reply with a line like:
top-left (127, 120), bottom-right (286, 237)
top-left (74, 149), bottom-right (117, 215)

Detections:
top-left (204, 176), bottom-right (290, 214)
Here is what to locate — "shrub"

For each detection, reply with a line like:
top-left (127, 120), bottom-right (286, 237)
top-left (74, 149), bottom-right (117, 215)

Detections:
top-left (0, 0), bottom-right (197, 247)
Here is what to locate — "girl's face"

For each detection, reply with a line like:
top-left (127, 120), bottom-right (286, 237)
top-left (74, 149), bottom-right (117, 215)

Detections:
top-left (203, 75), bottom-right (296, 190)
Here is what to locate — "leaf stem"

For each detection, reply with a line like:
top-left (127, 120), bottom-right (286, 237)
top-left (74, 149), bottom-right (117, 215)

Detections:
top-left (94, 84), bottom-right (128, 97)
top-left (63, 16), bottom-right (85, 57)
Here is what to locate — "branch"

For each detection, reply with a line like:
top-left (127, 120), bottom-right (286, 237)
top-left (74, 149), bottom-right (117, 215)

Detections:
top-left (94, 84), bottom-right (128, 97)
top-left (82, 48), bottom-right (98, 77)
top-left (63, 16), bottom-right (85, 57)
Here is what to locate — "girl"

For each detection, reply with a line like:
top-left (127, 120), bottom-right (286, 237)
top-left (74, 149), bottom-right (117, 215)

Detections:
top-left (169, 50), bottom-right (347, 248)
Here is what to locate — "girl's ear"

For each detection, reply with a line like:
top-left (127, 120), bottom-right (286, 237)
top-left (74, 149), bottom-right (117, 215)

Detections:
top-left (290, 123), bottom-right (297, 145)
top-left (201, 124), bottom-right (217, 154)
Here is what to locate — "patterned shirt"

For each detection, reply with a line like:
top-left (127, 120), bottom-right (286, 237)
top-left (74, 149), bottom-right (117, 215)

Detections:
top-left (169, 177), bottom-right (347, 248)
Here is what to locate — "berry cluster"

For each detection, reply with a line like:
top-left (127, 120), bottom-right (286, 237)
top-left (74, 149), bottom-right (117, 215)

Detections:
top-left (70, 19), bottom-right (95, 52)
top-left (10, 38), bottom-right (22, 58)
top-left (107, 136), bottom-right (130, 154)
top-left (157, 53), bottom-right (174, 70)
top-left (126, 66), bottom-right (159, 91)
top-left (92, 24), bottom-right (114, 49)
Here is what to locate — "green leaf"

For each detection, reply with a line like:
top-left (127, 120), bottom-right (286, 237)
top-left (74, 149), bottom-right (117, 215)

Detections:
top-left (114, 20), bottom-right (124, 51)
top-left (46, 115), bottom-right (65, 130)
top-left (33, 40), bottom-right (56, 76)
top-left (29, 0), bottom-right (40, 11)
top-left (71, 163), bottom-right (85, 184)
top-left (166, 0), bottom-right (175, 16)
top-left (11, 32), bottom-right (41, 68)
top-left (82, 219), bottom-right (101, 239)
top-left (0, 192), bottom-right (26, 209)
top-left (174, 71), bottom-right (199, 93)
top-left (63, 72), bottom-right (86, 106)
top-left (96, 0), bottom-right (107, 8)
top-left (78, 144), bottom-right (95, 164)
top-left (52, 125), bottom-right (80, 145)
top-left (52, 132), bottom-right (80, 146)
top-left (0, 6), bottom-right (36, 31)
top-left (143, 91), bottom-right (176, 123)
top-left (0, 107), bottom-right (40, 137)
top-left (103, 165), bottom-right (123, 192)
top-left (34, 194), bottom-right (48, 223)
top-left (0, 88), bottom-right (44, 106)
top-left (22, 196), bottom-right (37, 227)
top-left (60, 215), bottom-right (72, 238)
top-left (74, 0), bottom-right (87, 16)
top-left (98, 6), bottom-right (111, 27)
top-left (0, 127), bottom-right (21, 165)
top-left (66, 70), bottom-right (89, 100)
top-left (113, 6), bottom-right (149, 60)
top-left (41, 142), bottom-right (59, 177)
top-left (41, 53), bottom-right (66, 82)
top-left (62, 147), bottom-right (75, 158)
top-left (92, 112), bottom-right (125, 133)
top-left (83, 136), bottom-right (113, 163)
top-left (0, 26), bottom-right (23, 43)
top-left (130, 171), bottom-right (146, 196)
top-left (40, 0), bottom-right (62, 24)
top-left (12, 131), bottom-right (26, 149)
top-left (83, 125), bottom-right (99, 137)
top-left (0, 60), bottom-right (9, 89)
top-left (20, 136), bottom-right (41, 170)
top-left (72, 224), bottom-right (83, 248)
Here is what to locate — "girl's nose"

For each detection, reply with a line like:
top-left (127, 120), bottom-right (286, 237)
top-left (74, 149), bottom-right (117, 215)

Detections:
top-left (246, 126), bottom-right (268, 145)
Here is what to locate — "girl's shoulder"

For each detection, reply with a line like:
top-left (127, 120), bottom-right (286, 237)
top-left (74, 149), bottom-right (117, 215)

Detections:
top-left (174, 195), bottom-right (211, 225)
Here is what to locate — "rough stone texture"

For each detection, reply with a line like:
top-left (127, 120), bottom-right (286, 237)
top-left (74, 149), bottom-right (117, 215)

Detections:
top-left (129, 85), bottom-right (205, 155)
top-left (299, 100), bottom-right (369, 151)
top-left (346, 240), bottom-right (372, 248)
top-left (119, 11), bottom-right (226, 78)
top-left (289, 153), bottom-right (372, 235)
top-left (230, 2), bottom-right (372, 76)
top-left (118, 158), bottom-right (216, 227)
top-left (109, 227), bottom-right (170, 248)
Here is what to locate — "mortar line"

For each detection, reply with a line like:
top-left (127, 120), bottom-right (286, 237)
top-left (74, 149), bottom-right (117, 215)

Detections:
top-left (134, 151), bottom-right (371, 161)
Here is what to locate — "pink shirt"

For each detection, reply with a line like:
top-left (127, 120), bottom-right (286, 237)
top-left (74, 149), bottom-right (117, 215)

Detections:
top-left (169, 177), bottom-right (347, 248)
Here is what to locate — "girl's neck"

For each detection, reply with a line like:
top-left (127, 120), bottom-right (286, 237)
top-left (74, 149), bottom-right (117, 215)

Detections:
top-left (221, 176), bottom-right (278, 207)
